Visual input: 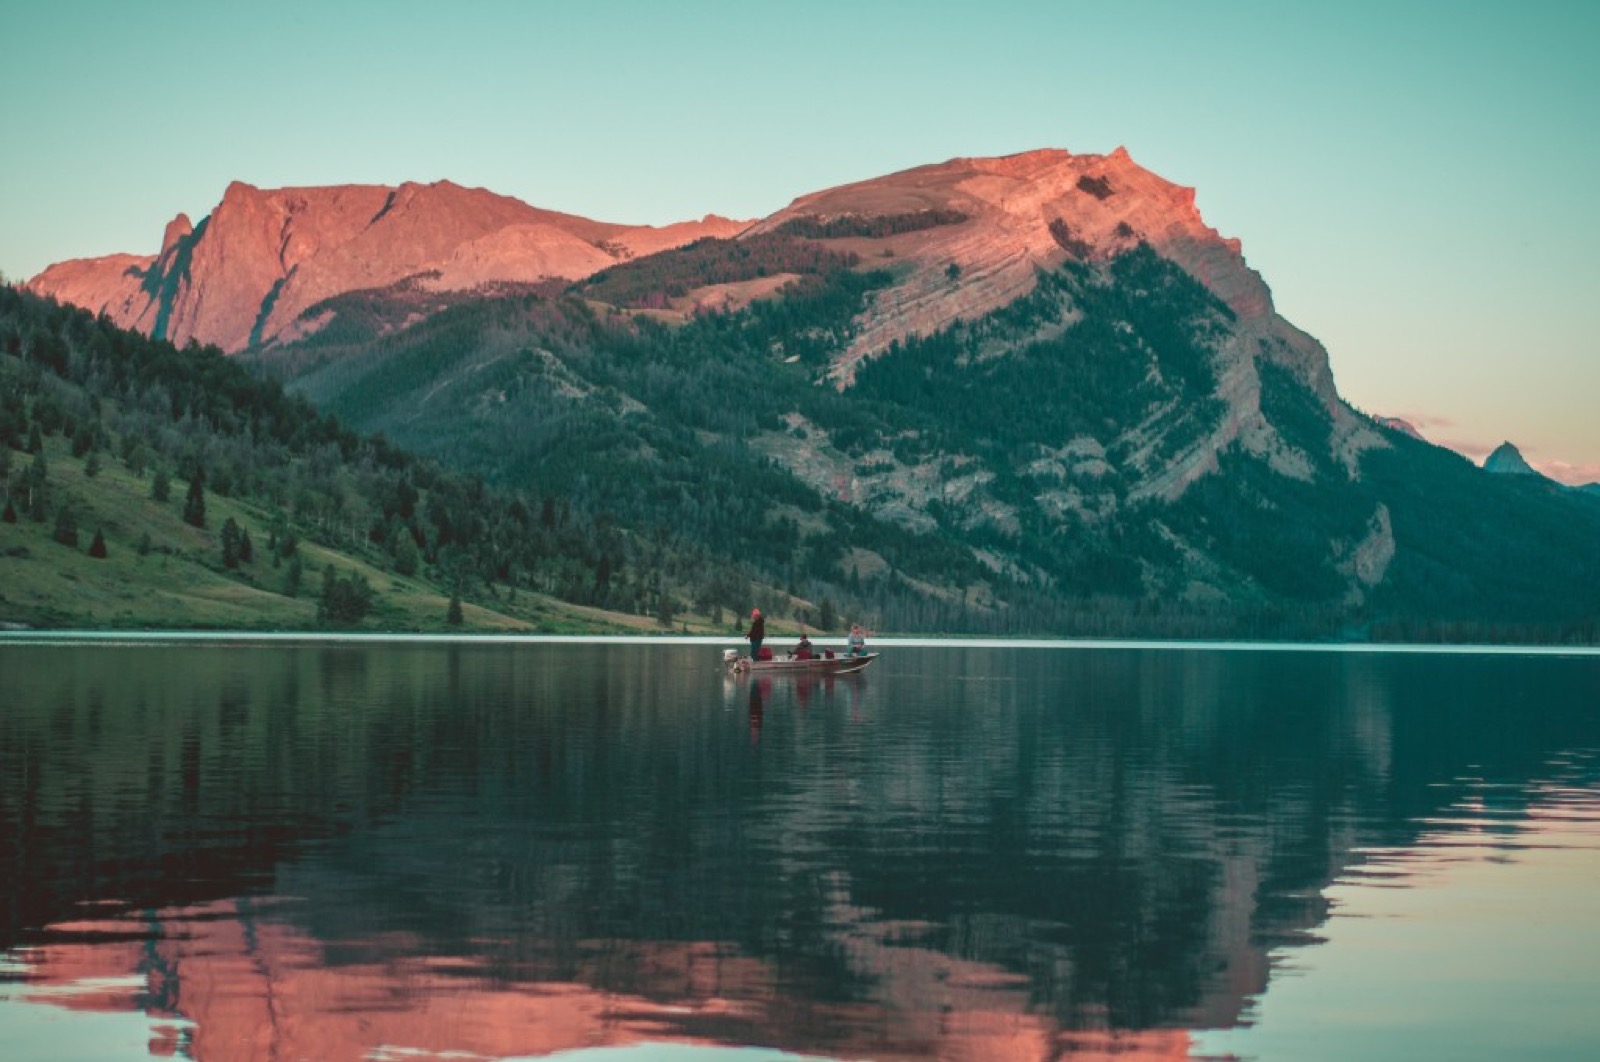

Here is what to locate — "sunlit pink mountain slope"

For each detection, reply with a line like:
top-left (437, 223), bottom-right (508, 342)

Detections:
top-left (27, 180), bottom-right (747, 352)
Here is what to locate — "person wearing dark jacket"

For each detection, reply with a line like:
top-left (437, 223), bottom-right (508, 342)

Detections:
top-left (745, 608), bottom-right (765, 659)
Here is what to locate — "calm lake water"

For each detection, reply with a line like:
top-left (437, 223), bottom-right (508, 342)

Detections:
top-left (1, 640), bottom-right (1598, 1061)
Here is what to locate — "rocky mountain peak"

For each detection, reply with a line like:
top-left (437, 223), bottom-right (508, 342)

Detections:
top-left (1483, 441), bottom-right (1541, 476)
top-left (27, 182), bottom-right (747, 352)
top-left (750, 148), bottom-right (1289, 386)
top-left (159, 214), bottom-right (193, 257)
top-left (1374, 415), bottom-right (1425, 441)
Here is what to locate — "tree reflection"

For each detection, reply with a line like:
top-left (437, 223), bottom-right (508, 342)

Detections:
top-left (1, 643), bottom-right (1597, 1059)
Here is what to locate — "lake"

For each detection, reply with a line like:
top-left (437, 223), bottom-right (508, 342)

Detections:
top-left (1, 639), bottom-right (1598, 1061)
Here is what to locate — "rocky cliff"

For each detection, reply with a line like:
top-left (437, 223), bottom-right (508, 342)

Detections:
top-left (26, 149), bottom-right (1381, 496)
top-left (1482, 441), bottom-right (1542, 476)
top-left (27, 180), bottom-right (746, 352)
top-left (749, 149), bottom-right (1379, 500)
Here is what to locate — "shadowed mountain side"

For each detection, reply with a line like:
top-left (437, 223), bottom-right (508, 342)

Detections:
top-left (19, 147), bottom-right (1600, 638)
top-left (250, 239), bottom-right (1600, 639)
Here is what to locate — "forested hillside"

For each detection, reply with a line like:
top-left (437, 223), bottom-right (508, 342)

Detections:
top-left (246, 237), bottom-right (1600, 642)
top-left (9, 216), bottom-right (1600, 641)
top-left (0, 285), bottom-right (800, 632)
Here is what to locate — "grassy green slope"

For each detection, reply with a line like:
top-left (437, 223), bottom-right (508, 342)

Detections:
top-left (0, 434), bottom-right (656, 632)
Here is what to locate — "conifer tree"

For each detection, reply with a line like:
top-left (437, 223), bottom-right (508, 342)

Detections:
top-left (183, 471), bottom-right (206, 528)
top-left (88, 528), bottom-right (107, 558)
top-left (52, 504), bottom-right (78, 548)
top-left (394, 531), bottom-right (420, 576)
top-left (221, 517), bottom-right (242, 568)
top-left (151, 467), bottom-right (171, 502)
top-left (27, 452), bottom-right (48, 523)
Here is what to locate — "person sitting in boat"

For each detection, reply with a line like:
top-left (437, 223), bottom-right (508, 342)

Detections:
top-left (847, 624), bottom-right (867, 656)
top-left (795, 631), bottom-right (813, 660)
top-left (745, 608), bottom-right (765, 660)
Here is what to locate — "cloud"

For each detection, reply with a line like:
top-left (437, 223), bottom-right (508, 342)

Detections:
top-left (1530, 459), bottom-right (1600, 487)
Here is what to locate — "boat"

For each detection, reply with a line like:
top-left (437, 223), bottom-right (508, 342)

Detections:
top-left (724, 648), bottom-right (879, 675)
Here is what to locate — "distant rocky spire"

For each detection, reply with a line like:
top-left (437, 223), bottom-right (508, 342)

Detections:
top-left (160, 214), bottom-right (193, 257)
top-left (1482, 442), bottom-right (1540, 476)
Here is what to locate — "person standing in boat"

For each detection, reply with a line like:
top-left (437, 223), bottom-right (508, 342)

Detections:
top-left (745, 608), bottom-right (765, 660)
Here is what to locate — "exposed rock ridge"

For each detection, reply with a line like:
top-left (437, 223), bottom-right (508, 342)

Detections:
top-left (28, 181), bottom-right (748, 351)
top-left (753, 148), bottom-right (1274, 368)
top-left (1482, 441), bottom-right (1541, 476)
top-left (758, 148), bottom-right (1378, 497)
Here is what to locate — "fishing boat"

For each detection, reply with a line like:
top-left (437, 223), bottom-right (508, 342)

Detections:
top-left (724, 648), bottom-right (879, 675)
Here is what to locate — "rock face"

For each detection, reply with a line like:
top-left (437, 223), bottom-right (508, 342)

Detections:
top-left (1374, 415), bottom-right (1425, 441)
top-left (24, 149), bottom-right (1361, 468)
top-left (1482, 441), bottom-right (1541, 476)
top-left (27, 181), bottom-right (746, 352)
top-left (748, 148), bottom-right (1378, 499)
top-left (753, 150), bottom-right (1314, 372)
top-left (28, 148), bottom-right (1387, 513)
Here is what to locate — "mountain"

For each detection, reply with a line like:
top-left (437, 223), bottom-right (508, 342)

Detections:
top-left (1374, 415), bottom-right (1425, 441)
top-left (25, 180), bottom-right (746, 353)
top-left (18, 149), bottom-right (1600, 639)
top-left (0, 286), bottom-right (764, 633)
top-left (1482, 441), bottom-right (1543, 476)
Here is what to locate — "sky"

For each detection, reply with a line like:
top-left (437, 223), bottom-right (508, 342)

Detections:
top-left (3, 0), bottom-right (1597, 481)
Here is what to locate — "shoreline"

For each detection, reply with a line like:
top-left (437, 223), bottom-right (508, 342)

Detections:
top-left (3, 630), bottom-right (1599, 656)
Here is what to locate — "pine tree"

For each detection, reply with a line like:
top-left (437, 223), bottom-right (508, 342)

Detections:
top-left (84, 451), bottom-right (101, 478)
top-left (284, 552), bottom-right (303, 597)
top-left (52, 505), bottom-right (78, 548)
top-left (240, 529), bottom-right (253, 563)
top-left (221, 517), bottom-right (242, 568)
top-left (27, 422), bottom-right (42, 454)
top-left (394, 531), bottom-right (420, 576)
top-left (447, 587), bottom-right (464, 626)
top-left (26, 451), bottom-right (48, 523)
top-left (151, 468), bottom-right (171, 502)
top-left (2, 501), bottom-right (14, 523)
top-left (183, 471), bottom-right (206, 528)
top-left (88, 529), bottom-right (107, 558)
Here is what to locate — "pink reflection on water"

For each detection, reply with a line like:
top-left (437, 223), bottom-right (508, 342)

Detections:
top-left (9, 898), bottom-right (1207, 1061)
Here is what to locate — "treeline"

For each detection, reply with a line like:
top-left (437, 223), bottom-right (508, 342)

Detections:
top-left (774, 209), bottom-right (970, 239)
top-left (578, 234), bottom-right (860, 310)
top-left (0, 285), bottom-right (729, 626)
top-left (26, 228), bottom-right (1591, 641)
top-left (259, 254), bottom-right (998, 630)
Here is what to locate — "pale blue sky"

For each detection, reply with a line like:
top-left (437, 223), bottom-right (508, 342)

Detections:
top-left (3, 1), bottom-right (1597, 478)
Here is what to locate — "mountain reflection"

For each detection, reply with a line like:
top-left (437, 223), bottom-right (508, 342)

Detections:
top-left (2, 643), bottom-right (1597, 1060)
